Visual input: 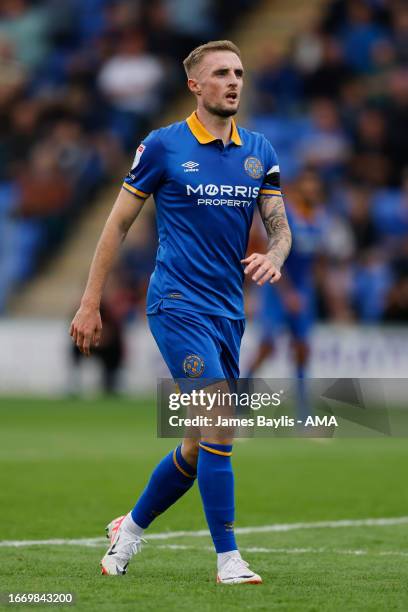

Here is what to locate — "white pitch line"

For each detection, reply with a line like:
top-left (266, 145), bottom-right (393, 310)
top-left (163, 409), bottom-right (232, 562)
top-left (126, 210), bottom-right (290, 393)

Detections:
top-left (1, 516), bottom-right (408, 548)
top-left (155, 545), bottom-right (408, 558)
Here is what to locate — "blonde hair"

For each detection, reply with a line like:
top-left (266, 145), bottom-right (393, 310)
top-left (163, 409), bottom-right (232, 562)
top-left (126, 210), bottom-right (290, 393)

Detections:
top-left (183, 40), bottom-right (241, 77)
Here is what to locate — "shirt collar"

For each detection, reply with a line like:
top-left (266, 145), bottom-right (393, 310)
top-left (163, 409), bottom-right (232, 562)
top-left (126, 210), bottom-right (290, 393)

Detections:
top-left (186, 111), bottom-right (242, 146)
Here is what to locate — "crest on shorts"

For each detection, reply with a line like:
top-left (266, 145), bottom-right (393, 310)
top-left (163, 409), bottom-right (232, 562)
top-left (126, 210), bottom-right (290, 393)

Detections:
top-left (183, 354), bottom-right (205, 378)
top-left (244, 156), bottom-right (263, 179)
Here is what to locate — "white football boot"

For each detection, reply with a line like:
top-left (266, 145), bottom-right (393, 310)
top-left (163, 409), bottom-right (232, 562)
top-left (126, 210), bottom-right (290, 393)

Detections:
top-left (100, 515), bottom-right (145, 575)
top-left (217, 554), bottom-right (262, 585)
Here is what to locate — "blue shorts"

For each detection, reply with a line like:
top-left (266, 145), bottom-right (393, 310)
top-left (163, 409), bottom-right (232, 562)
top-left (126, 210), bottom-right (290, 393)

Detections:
top-left (258, 284), bottom-right (315, 342)
top-left (148, 307), bottom-right (245, 382)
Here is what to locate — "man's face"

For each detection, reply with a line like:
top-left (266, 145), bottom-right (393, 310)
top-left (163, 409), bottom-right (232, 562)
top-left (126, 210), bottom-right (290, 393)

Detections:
top-left (189, 51), bottom-right (244, 118)
top-left (298, 171), bottom-right (323, 206)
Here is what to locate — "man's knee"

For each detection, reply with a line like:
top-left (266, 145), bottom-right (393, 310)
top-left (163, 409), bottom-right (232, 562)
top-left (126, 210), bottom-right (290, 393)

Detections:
top-left (200, 436), bottom-right (234, 446)
top-left (181, 438), bottom-right (199, 466)
top-left (293, 339), bottom-right (309, 365)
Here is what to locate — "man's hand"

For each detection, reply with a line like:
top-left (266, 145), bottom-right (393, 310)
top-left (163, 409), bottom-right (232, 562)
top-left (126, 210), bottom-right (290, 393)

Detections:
top-left (70, 304), bottom-right (102, 357)
top-left (241, 252), bottom-right (281, 285)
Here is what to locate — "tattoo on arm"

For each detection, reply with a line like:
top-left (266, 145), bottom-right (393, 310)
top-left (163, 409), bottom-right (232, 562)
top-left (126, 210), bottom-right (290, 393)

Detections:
top-left (258, 194), bottom-right (292, 269)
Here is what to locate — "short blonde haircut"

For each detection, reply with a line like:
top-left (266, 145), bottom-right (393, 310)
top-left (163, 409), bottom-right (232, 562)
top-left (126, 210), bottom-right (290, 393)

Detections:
top-left (183, 40), bottom-right (241, 77)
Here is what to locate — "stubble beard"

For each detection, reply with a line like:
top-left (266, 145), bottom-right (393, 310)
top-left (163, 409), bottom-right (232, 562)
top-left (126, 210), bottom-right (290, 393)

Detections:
top-left (203, 99), bottom-right (239, 118)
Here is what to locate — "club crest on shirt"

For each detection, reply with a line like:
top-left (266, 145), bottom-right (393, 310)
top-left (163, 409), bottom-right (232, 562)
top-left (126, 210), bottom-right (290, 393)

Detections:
top-left (183, 354), bottom-right (205, 378)
top-left (244, 156), bottom-right (263, 179)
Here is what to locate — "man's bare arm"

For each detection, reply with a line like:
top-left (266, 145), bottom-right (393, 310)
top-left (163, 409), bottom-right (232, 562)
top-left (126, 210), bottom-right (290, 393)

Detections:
top-left (258, 194), bottom-right (292, 269)
top-left (70, 188), bottom-right (146, 355)
top-left (241, 194), bottom-right (292, 286)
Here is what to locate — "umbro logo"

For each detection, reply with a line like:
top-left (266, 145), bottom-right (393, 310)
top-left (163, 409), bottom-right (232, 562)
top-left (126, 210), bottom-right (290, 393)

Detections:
top-left (182, 161), bottom-right (199, 172)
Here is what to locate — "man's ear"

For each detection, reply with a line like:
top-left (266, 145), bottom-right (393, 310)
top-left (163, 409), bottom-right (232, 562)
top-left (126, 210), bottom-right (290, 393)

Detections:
top-left (188, 78), bottom-right (201, 96)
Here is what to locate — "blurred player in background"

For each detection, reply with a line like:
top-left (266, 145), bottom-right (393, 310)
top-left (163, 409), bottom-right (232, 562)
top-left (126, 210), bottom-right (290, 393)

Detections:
top-left (246, 169), bottom-right (328, 421)
top-left (70, 40), bottom-right (291, 584)
top-left (69, 297), bottom-right (124, 396)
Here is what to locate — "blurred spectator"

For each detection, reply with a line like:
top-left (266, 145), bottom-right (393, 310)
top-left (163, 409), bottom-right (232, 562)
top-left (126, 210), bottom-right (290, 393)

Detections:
top-left (165, 0), bottom-right (216, 49)
top-left (368, 38), bottom-right (396, 102)
top-left (352, 249), bottom-right (393, 322)
top-left (17, 142), bottom-right (72, 218)
top-left (338, 76), bottom-right (366, 134)
top-left (0, 35), bottom-right (27, 105)
top-left (345, 186), bottom-right (378, 251)
top-left (372, 170), bottom-right (408, 248)
top-left (6, 100), bottom-right (40, 169)
top-left (298, 98), bottom-right (350, 181)
top-left (319, 259), bottom-right (354, 322)
top-left (0, 0), bottom-right (50, 70)
top-left (303, 35), bottom-right (353, 100)
top-left (383, 242), bottom-right (408, 322)
top-left (391, 1), bottom-right (408, 64)
top-left (339, 0), bottom-right (389, 73)
top-left (98, 30), bottom-right (165, 148)
top-left (70, 292), bottom-right (126, 395)
top-left (383, 276), bottom-right (408, 322)
top-left (384, 69), bottom-right (408, 184)
top-left (252, 43), bottom-right (303, 115)
top-left (118, 213), bottom-right (157, 313)
top-left (292, 24), bottom-right (324, 75)
top-left (351, 107), bottom-right (391, 186)
top-left (144, 1), bottom-right (181, 61)
top-left (47, 117), bottom-right (105, 208)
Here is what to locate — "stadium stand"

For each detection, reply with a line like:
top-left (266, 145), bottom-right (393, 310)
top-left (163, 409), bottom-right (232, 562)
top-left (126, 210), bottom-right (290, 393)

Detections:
top-left (0, 0), bottom-right (258, 314)
top-left (247, 0), bottom-right (408, 323)
top-left (3, 0), bottom-right (408, 326)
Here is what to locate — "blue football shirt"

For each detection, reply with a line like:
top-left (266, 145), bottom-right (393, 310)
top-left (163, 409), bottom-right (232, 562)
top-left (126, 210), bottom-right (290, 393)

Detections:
top-left (123, 112), bottom-right (282, 319)
top-left (284, 202), bottom-right (328, 289)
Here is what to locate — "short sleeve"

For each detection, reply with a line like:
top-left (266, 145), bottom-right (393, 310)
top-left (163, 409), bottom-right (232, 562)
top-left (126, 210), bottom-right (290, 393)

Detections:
top-left (259, 140), bottom-right (282, 197)
top-left (122, 130), bottom-right (165, 199)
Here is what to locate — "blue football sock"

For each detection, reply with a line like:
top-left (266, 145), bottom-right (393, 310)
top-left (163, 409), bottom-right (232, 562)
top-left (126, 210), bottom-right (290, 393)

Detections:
top-left (296, 364), bottom-right (311, 422)
top-left (131, 445), bottom-right (196, 529)
top-left (197, 442), bottom-right (237, 553)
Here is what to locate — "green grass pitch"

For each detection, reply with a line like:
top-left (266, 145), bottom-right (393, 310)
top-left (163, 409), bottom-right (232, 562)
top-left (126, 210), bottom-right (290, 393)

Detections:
top-left (0, 397), bottom-right (407, 611)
